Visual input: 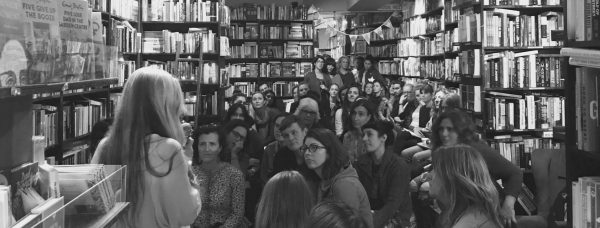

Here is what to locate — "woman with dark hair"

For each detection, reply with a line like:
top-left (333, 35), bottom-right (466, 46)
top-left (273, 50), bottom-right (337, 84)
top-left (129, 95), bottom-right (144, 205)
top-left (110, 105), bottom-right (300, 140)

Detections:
top-left (255, 171), bottom-right (314, 228)
top-left (430, 110), bottom-right (523, 225)
top-left (192, 125), bottom-right (246, 228)
top-left (430, 145), bottom-right (504, 228)
top-left (369, 80), bottom-right (386, 107)
top-left (335, 84), bottom-right (361, 136)
top-left (360, 56), bottom-right (385, 90)
top-left (327, 58), bottom-right (343, 89)
top-left (356, 121), bottom-right (414, 228)
top-left (364, 82), bottom-right (374, 98)
top-left (225, 103), bottom-right (254, 126)
top-left (264, 89), bottom-right (285, 112)
top-left (303, 128), bottom-right (373, 228)
top-left (327, 83), bottom-right (342, 131)
top-left (307, 200), bottom-right (370, 228)
top-left (260, 112), bottom-right (290, 183)
top-left (304, 55), bottom-right (332, 96)
top-left (221, 120), bottom-right (263, 224)
top-left (224, 102), bottom-right (265, 170)
top-left (250, 91), bottom-right (280, 144)
top-left (343, 98), bottom-right (377, 161)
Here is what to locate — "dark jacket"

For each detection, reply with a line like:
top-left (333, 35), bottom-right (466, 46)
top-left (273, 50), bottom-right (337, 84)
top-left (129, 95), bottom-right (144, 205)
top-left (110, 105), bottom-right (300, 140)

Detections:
top-left (355, 149), bottom-right (413, 228)
top-left (397, 100), bottom-right (419, 121)
top-left (469, 141), bottom-right (524, 198)
top-left (390, 96), bottom-right (402, 117)
top-left (339, 71), bottom-right (356, 89)
top-left (304, 71), bottom-right (332, 96)
top-left (318, 164), bottom-right (374, 228)
top-left (359, 69), bottom-right (386, 88)
top-left (400, 103), bottom-right (431, 129)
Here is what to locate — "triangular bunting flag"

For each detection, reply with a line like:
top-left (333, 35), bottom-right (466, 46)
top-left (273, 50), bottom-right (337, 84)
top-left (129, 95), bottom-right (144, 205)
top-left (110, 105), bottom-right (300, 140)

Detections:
top-left (362, 33), bottom-right (371, 45)
top-left (350, 35), bottom-right (358, 46)
top-left (374, 27), bottom-right (384, 39)
top-left (383, 19), bottom-right (393, 28)
top-left (308, 5), bottom-right (318, 14)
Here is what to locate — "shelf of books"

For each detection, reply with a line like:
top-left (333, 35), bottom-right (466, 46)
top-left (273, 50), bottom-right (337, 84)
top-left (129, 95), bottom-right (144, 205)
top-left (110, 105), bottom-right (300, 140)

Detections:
top-left (562, 0), bottom-right (600, 226)
top-left (225, 3), bottom-right (313, 99)
top-left (1, 161), bottom-right (128, 228)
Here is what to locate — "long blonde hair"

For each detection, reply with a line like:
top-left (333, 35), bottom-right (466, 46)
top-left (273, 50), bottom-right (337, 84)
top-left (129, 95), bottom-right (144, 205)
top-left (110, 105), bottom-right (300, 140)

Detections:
top-left (97, 66), bottom-right (186, 226)
top-left (432, 144), bottom-right (503, 228)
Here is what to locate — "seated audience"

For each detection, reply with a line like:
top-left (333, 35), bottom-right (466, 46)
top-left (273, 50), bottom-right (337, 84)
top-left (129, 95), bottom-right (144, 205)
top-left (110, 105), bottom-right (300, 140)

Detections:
top-left (335, 84), bottom-right (361, 137)
top-left (343, 99), bottom-right (377, 161)
top-left (260, 113), bottom-right (289, 183)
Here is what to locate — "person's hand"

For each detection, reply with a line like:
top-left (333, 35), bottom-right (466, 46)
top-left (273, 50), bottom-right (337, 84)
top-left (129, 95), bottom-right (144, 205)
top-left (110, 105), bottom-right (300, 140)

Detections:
top-left (500, 196), bottom-right (517, 225)
top-left (399, 94), bottom-right (407, 104)
top-left (394, 117), bottom-right (402, 123)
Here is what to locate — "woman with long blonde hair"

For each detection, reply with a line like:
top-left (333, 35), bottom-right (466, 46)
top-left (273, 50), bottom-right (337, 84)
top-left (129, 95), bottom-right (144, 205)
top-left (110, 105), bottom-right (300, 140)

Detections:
top-left (429, 144), bottom-right (503, 228)
top-left (92, 66), bottom-right (201, 227)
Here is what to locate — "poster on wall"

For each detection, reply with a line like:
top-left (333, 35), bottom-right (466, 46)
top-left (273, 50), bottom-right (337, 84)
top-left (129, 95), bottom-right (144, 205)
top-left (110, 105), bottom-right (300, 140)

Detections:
top-left (0, 0), bottom-right (27, 87)
top-left (22, 0), bottom-right (62, 84)
top-left (55, 0), bottom-right (93, 82)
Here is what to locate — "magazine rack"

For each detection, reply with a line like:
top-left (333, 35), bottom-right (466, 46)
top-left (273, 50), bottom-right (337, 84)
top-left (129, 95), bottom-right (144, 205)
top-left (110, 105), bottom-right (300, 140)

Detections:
top-left (31, 165), bottom-right (128, 228)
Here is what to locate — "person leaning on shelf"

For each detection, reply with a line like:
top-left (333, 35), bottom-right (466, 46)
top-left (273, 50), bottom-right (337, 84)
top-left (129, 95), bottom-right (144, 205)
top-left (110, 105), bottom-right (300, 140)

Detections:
top-left (91, 67), bottom-right (201, 228)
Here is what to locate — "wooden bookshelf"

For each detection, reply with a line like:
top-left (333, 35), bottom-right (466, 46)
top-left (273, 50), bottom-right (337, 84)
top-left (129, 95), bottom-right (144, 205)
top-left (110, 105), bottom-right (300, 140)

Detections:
top-left (483, 87), bottom-right (564, 92)
top-left (482, 5), bottom-right (563, 11)
top-left (230, 19), bottom-right (312, 24)
top-left (141, 21), bottom-right (220, 31)
top-left (139, 53), bottom-right (219, 61)
top-left (229, 39), bottom-right (314, 43)
top-left (229, 77), bottom-right (304, 83)
top-left (422, 6), bottom-right (445, 17)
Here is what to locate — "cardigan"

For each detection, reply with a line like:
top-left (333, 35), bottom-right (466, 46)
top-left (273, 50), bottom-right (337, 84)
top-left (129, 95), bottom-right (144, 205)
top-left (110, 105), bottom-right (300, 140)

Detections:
top-left (355, 148), bottom-right (413, 228)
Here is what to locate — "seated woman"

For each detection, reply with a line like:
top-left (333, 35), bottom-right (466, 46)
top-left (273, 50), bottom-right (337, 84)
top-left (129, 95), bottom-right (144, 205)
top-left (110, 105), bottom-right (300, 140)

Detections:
top-left (307, 200), bottom-right (370, 228)
top-left (192, 125), bottom-right (246, 228)
top-left (342, 99), bottom-right (378, 162)
top-left (255, 171), bottom-right (314, 228)
top-left (335, 84), bottom-right (361, 137)
top-left (430, 144), bottom-right (504, 228)
top-left (224, 103), bottom-right (264, 177)
top-left (260, 113), bottom-right (289, 184)
top-left (429, 110), bottom-right (523, 225)
top-left (303, 128), bottom-right (374, 228)
top-left (355, 120), bottom-right (414, 228)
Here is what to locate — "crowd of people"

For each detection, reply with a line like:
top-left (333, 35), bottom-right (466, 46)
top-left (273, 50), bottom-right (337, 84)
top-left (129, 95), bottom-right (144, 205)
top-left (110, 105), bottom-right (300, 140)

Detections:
top-left (89, 54), bottom-right (524, 228)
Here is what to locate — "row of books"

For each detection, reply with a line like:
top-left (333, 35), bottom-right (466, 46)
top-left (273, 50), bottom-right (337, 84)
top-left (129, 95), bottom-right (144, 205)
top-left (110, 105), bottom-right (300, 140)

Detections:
top-left (227, 62), bottom-right (312, 78)
top-left (482, 9), bottom-right (563, 47)
top-left (62, 101), bottom-right (106, 140)
top-left (483, 0), bottom-right (562, 6)
top-left (460, 84), bottom-right (482, 112)
top-left (572, 177), bottom-right (600, 228)
top-left (108, 19), bottom-right (141, 53)
top-left (198, 92), bottom-right (219, 116)
top-left (445, 28), bottom-right (460, 53)
top-left (484, 51), bottom-right (563, 88)
top-left (228, 23), bottom-right (314, 40)
top-left (231, 3), bottom-right (310, 21)
top-left (109, 0), bottom-right (139, 21)
top-left (143, 61), bottom-right (219, 84)
top-left (367, 44), bottom-right (399, 58)
top-left (32, 105), bottom-right (59, 147)
top-left (490, 136), bottom-right (561, 170)
top-left (115, 60), bottom-right (136, 86)
top-left (272, 82), bottom-right (300, 97)
top-left (377, 57), bottom-right (422, 76)
top-left (230, 41), bottom-right (313, 59)
top-left (574, 67), bottom-right (600, 152)
top-left (421, 59), bottom-right (446, 81)
top-left (458, 9), bottom-right (482, 43)
top-left (446, 57), bottom-right (460, 81)
top-left (567, 0), bottom-right (600, 41)
top-left (142, 29), bottom-right (217, 54)
top-left (425, 16), bottom-right (444, 34)
top-left (348, 13), bottom-right (392, 28)
top-left (61, 145), bottom-right (92, 165)
top-left (400, 17), bottom-right (428, 38)
top-left (483, 95), bottom-right (565, 130)
top-left (369, 27), bottom-right (403, 41)
top-left (445, 0), bottom-right (460, 24)
top-left (142, 0), bottom-right (224, 22)
top-left (459, 49), bottom-right (482, 77)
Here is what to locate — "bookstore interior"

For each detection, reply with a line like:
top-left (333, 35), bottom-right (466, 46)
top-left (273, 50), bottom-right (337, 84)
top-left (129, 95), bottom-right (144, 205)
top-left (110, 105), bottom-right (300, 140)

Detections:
top-left (0, 0), bottom-right (599, 227)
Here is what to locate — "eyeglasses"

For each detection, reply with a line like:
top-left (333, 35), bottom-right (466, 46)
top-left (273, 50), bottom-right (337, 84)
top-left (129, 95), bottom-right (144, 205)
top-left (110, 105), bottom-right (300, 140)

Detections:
top-left (231, 131), bottom-right (246, 141)
top-left (300, 144), bottom-right (326, 153)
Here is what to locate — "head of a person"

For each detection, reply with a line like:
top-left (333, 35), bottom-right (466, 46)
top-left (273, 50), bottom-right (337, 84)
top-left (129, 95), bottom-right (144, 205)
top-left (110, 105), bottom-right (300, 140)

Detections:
top-left (329, 83), bottom-right (340, 100)
top-left (252, 91), bottom-right (266, 109)
top-left (231, 93), bottom-right (247, 105)
top-left (350, 99), bottom-right (377, 130)
top-left (279, 115), bottom-right (309, 152)
top-left (361, 120), bottom-right (395, 153)
top-left (364, 82), bottom-right (374, 95)
top-left (292, 85), bottom-right (300, 101)
top-left (264, 89), bottom-right (276, 106)
top-left (313, 55), bottom-right (326, 73)
top-left (255, 171), bottom-right (315, 228)
top-left (418, 83), bottom-right (434, 105)
top-left (441, 93), bottom-right (461, 112)
top-left (307, 200), bottom-right (369, 228)
top-left (373, 80), bottom-right (384, 96)
top-left (430, 144), bottom-right (502, 228)
top-left (431, 110), bottom-right (478, 150)
top-left (354, 56), bottom-right (365, 70)
top-left (90, 118), bottom-right (113, 155)
top-left (340, 88), bottom-right (348, 102)
top-left (192, 125), bottom-right (226, 165)
top-left (402, 83), bottom-right (416, 101)
top-left (364, 56), bottom-right (376, 71)
top-left (294, 96), bottom-right (320, 128)
top-left (225, 103), bottom-right (253, 124)
top-left (389, 80), bottom-right (402, 97)
top-left (325, 58), bottom-right (337, 75)
top-left (259, 83), bottom-right (270, 93)
top-left (272, 113), bottom-right (290, 144)
top-left (221, 120), bottom-right (249, 160)
top-left (434, 88), bottom-right (449, 109)
top-left (346, 84), bottom-right (361, 104)
top-left (303, 128), bottom-right (350, 179)
top-left (338, 56), bottom-right (350, 71)
top-left (298, 83), bottom-right (310, 97)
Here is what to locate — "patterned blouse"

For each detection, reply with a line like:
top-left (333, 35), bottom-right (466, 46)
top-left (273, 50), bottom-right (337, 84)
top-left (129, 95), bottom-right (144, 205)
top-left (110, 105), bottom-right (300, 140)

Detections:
top-left (343, 129), bottom-right (367, 162)
top-left (193, 163), bottom-right (246, 228)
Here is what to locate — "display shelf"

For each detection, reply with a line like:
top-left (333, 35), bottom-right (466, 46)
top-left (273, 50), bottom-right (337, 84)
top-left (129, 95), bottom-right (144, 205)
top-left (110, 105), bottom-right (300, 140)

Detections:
top-left (229, 77), bottom-right (304, 82)
top-left (230, 19), bottom-right (313, 24)
top-left (422, 6), bottom-right (444, 17)
top-left (68, 78), bottom-right (119, 90)
top-left (139, 53), bottom-right (219, 61)
top-left (141, 21), bottom-right (220, 32)
top-left (0, 78), bottom-right (119, 100)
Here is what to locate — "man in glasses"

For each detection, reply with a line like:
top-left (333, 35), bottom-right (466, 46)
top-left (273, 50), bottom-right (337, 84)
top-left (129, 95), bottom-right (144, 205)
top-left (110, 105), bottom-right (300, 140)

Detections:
top-left (270, 115), bottom-right (316, 182)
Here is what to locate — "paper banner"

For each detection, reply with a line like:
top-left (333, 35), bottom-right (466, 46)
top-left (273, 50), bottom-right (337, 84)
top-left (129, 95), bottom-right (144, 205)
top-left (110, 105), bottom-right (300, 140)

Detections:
top-left (382, 19), bottom-right (393, 28)
top-left (350, 35), bottom-right (358, 46)
top-left (308, 5), bottom-right (318, 14)
top-left (374, 27), bottom-right (384, 39)
top-left (362, 33), bottom-right (371, 45)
